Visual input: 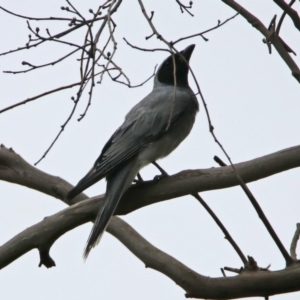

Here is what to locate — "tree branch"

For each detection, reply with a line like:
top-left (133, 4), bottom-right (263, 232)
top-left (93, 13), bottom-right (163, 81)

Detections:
top-left (290, 223), bottom-right (300, 260)
top-left (221, 0), bottom-right (300, 83)
top-left (1, 144), bottom-right (300, 298)
top-left (1, 144), bottom-right (300, 213)
top-left (109, 217), bottom-right (300, 299)
top-left (274, 0), bottom-right (300, 31)
top-left (1, 188), bottom-right (300, 299)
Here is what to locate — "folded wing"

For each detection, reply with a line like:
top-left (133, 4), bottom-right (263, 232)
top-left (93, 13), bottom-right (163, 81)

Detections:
top-left (65, 88), bottom-right (193, 201)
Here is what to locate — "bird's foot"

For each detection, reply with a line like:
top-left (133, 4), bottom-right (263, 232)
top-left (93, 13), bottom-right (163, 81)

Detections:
top-left (153, 173), bottom-right (169, 181)
top-left (152, 161), bottom-right (169, 181)
top-left (133, 172), bottom-right (144, 184)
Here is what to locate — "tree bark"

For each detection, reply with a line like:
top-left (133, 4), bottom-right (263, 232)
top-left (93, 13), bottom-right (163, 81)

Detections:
top-left (1, 144), bottom-right (300, 298)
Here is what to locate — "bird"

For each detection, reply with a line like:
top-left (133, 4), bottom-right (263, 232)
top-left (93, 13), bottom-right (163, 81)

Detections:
top-left (66, 44), bottom-right (199, 258)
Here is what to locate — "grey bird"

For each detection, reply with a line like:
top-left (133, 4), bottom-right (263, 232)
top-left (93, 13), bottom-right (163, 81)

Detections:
top-left (66, 44), bottom-right (199, 258)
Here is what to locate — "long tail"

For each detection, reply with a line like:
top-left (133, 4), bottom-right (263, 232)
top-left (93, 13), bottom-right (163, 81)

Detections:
top-left (83, 160), bottom-right (140, 259)
top-left (65, 168), bottom-right (103, 202)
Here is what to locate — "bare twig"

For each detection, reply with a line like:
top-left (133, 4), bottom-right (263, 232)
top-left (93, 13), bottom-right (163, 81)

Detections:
top-left (0, 5), bottom-right (81, 21)
top-left (263, 11), bottom-right (296, 56)
top-left (0, 82), bottom-right (81, 114)
top-left (214, 155), bottom-right (227, 167)
top-left (221, 268), bottom-right (226, 277)
top-left (274, 0), bottom-right (300, 31)
top-left (152, 161), bottom-right (247, 264)
top-left (175, 0), bottom-right (194, 17)
top-left (192, 193), bottom-right (248, 266)
top-left (223, 267), bottom-right (241, 274)
top-left (221, 0), bottom-right (300, 82)
top-left (290, 223), bottom-right (300, 260)
top-left (213, 154), bottom-right (294, 265)
top-left (276, 0), bottom-right (296, 35)
top-left (136, 0), bottom-right (296, 265)
top-left (186, 58), bottom-right (297, 264)
top-left (24, 0), bottom-right (123, 164)
top-left (106, 65), bottom-right (157, 88)
top-left (172, 12), bottom-right (239, 45)
top-left (3, 48), bottom-right (80, 74)
top-left (123, 38), bottom-right (170, 53)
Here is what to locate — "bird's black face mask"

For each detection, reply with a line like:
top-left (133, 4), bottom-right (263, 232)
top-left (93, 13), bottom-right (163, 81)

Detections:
top-left (157, 44), bottom-right (195, 87)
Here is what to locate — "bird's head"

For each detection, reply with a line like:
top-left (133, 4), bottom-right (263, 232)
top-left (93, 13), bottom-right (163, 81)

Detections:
top-left (156, 44), bottom-right (195, 87)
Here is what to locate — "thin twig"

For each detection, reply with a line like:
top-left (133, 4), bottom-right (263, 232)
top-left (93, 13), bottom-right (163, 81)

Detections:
top-left (0, 82), bottom-right (81, 114)
top-left (3, 48), bottom-right (80, 74)
top-left (274, 0), bottom-right (300, 31)
top-left (137, 0), bottom-right (178, 132)
top-left (276, 0), bottom-right (296, 35)
top-left (214, 155), bottom-right (227, 167)
top-left (0, 5), bottom-right (79, 21)
top-left (223, 267), bottom-right (241, 274)
top-left (123, 38), bottom-right (170, 53)
top-left (172, 12), bottom-right (239, 45)
top-left (192, 193), bottom-right (248, 266)
top-left (290, 223), bottom-right (300, 260)
top-left (221, 0), bottom-right (300, 82)
top-left (152, 161), bottom-right (248, 266)
top-left (212, 155), bottom-right (294, 265)
top-left (136, 0), bottom-right (248, 206)
top-left (175, 0), bottom-right (194, 17)
top-left (73, 0), bottom-right (298, 267)
top-left (220, 0), bottom-right (298, 265)
top-left (106, 65), bottom-right (157, 88)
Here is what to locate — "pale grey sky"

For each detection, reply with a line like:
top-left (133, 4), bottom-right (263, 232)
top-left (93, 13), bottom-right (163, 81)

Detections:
top-left (0, 1), bottom-right (300, 299)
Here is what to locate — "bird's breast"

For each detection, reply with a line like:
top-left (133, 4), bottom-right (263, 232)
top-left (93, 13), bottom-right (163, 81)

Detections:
top-left (137, 104), bottom-right (197, 166)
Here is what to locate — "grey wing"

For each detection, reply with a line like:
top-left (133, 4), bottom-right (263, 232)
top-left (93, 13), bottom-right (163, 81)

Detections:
top-left (95, 89), bottom-right (193, 174)
top-left (65, 89), bottom-right (193, 200)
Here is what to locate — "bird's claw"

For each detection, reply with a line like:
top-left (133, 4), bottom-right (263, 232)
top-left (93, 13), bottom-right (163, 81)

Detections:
top-left (133, 178), bottom-right (143, 184)
top-left (133, 172), bottom-right (144, 184)
top-left (153, 173), bottom-right (169, 181)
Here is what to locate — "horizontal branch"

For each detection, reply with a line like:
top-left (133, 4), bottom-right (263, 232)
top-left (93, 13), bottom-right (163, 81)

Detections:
top-left (1, 144), bottom-right (300, 298)
top-left (1, 144), bottom-right (300, 214)
top-left (118, 144), bottom-right (300, 214)
top-left (0, 185), bottom-right (300, 299)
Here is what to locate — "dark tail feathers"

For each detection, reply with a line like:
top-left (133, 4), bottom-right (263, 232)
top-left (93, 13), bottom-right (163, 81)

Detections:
top-left (82, 160), bottom-right (139, 259)
top-left (65, 168), bottom-right (102, 201)
top-left (83, 191), bottom-right (120, 259)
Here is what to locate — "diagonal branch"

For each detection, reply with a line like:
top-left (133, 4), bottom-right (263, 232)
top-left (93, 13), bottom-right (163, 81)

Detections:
top-left (221, 0), bottom-right (300, 83)
top-left (274, 0), bottom-right (300, 31)
top-left (290, 223), bottom-right (300, 260)
top-left (0, 82), bottom-right (81, 115)
top-left (192, 193), bottom-right (248, 266)
top-left (0, 146), bottom-right (300, 299)
top-left (109, 217), bottom-right (300, 299)
top-left (2, 193), bottom-right (300, 299)
top-left (135, 0), bottom-right (295, 265)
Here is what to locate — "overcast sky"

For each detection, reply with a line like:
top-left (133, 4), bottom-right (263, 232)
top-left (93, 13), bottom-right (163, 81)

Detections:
top-left (0, 1), bottom-right (300, 299)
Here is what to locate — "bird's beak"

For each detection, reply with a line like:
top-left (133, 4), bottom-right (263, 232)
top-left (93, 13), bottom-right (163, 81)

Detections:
top-left (180, 44), bottom-right (195, 61)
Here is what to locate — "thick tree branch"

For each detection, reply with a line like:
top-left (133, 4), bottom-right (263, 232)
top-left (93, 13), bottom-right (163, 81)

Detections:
top-left (1, 144), bottom-right (300, 214)
top-left (1, 188), bottom-right (300, 299)
top-left (221, 0), bottom-right (300, 83)
top-left (1, 144), bottom-right (300, 298)
top-left (110, 217), bottom-right (300, 299)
